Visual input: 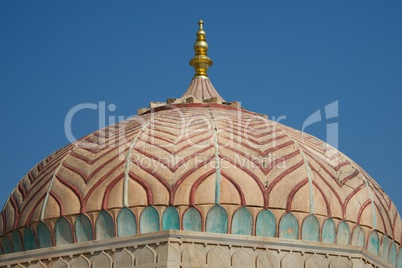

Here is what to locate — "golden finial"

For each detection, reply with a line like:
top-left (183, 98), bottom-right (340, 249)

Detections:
top-left (189, 20), bottom-right (213, 79)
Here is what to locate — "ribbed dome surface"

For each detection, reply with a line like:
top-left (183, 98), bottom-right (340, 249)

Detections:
top-left (0, 102), bottom-right (400, 256)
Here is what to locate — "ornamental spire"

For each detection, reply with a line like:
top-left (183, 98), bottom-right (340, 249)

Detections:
top-left (189, 20), bottom-right (213, 79)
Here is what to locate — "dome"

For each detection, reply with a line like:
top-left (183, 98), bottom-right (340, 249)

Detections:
top-left (0, 20), bottom-right (401, 268)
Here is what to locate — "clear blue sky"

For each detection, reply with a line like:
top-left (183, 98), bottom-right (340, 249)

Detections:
top-left (0, 1), bottom-right (401, 211)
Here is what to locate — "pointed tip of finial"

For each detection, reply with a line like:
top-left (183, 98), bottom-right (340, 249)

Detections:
top-left (189, 20), bottom-right (213, 79)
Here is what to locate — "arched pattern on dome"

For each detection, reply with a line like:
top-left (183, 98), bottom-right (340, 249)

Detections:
top-left (2, 235), bottom-right (13, 254)
top-left (162, 206), bottom-right (180, 231)
top-left (397, 248), bottom-right (402, 268)
top-left (256, 209), bottom-right (276, 237)
top-left (37, 221), bottom-right (53, 248)
top-left (322, 218), bottom-right (336, 243)
top-left (367, 231), bottom-right (380, 256)
top-left (301, 214), bottom-right (319, 242)
top-left (336, 221), bottom-right (350, 245)
top-left (206, 205), bottom-right (228, 234)
top-left (96, 211), bottom-right (115, 240)
top-left (75, 214), bottom-right (93, 242)
top-left (117, 207), bottom-right (137, 237)
top-left (55, 217), bottom-right (74, 245)
top-left (351, 225), bottom-right (365, 247)
top-left (11, 230), bottom-right (23, 252)
top-left (140, 206), bottom-right (160, 234)
top-left (231, 207), bottom-right (252, 235)
top-left (183, 207), bottom-right (202, 232)
top-left (388, 242), bottom-right (397, 266)
top-left (23, 226), bottom-right (37, 250)
top-left (380, 236), bottom-right (390, 261)
top-left (279, 213), bottom-right (299, 240)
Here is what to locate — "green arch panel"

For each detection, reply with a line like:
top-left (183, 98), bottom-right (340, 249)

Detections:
top-left (37, 221), bottom-right (53, 248)
top-left (162, 206), bottom-right (180, 231)
top-left (397, 248), bottom-right (402, 268)
top-left (322, 218), bottom-right (336, 243)
top-left (206, 205), bottom-right (228, 234)
top-left (231, 207), bottom-right (253, 235)
top-left (388, 242), bottom-right (397, 266)
top-left (55, 217), bottom-right (74, 245)
top-left (2, 235), bottom-right (13, 254)
top-left (183, 207), bottom-right (202, 232)
top-left (351, 226), bottom-right (365, 247)
top-left (96, 211), bottom-right (115, 239)
top-left (337, 221), bottom-right (350, 245)
top-left (367, 231), bottom-right (380, 256)
top-left (140, 206), bottom-right (160, 234)
top-left (279, 213), bottom-right (299, 240)
top-left (301, 214), bottom-right (320, 242)
top-left (11, 230), bottom-right (23, 252)
top-left (23, 226), bottom-right (37, 250)
top-left (117, 207), bottom-right (137, 236)
top-left (75, 214), bottom-right (93, 242)
top-left (380, 236), bottom-right (390, 261)
top-left (256, 209), bottom-right (276, 237)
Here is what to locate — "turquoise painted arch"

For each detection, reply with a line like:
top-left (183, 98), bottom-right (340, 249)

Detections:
top-left (231, 207), bottom-right (253, 235)
top-left (75, 214), bottom-right (93, 242)
top-left (367, 231), bottom-right (380, 256)
top-left (23, 226), bottom-right (37, 250)
top-left (55, 217), bottom-right (74, 245)
top-left (336, 221), bottom-right (350, 245)
top-left (140, 206), bottom-right (160, 234)
top-left (206, 205), bottom-right (228, 234)
top-left (162, 206), bottom-right (180, 231)
top-left (36, 221), bottom-right (53, 248)
top-left (1, 235), bottom-right (13, 254)
top-left (301, 214), bottom-right (320, 242)
top-left (96, 210), bottom-right (115, 239)
top-left (397, 247), bottom-right (402, 268)
top-left (183, 207), bottom-right (202, 232)
top-left (279, 212), bottom-right (299, 240)
top-left (117, 207), bottom-right (137, 236)
top-left (321, 218), bottom-right (336, 243)
top-left (256, 209), bottom-right (276, 237)
top-left (388, 242), bottom-right (397, 267)
top-left (380, 236), bottom-right (390, 261)
top-left (351, 226), bottom-right (365, 247)
top-left (11, 230), bottom-right (24, 252)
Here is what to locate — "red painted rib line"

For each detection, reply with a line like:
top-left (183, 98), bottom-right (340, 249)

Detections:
top-left (309, 166), bottom-right (343, 215)
top-left (128, 172), bottom-right (154, 205)
top-left (219, 156), bottom-right (265, 199)
top-left (334, 160), bottom-right (351, 171)
top-left (221, 171), bottom-right (246, 206)
top-left (62, 161), bottom-right (87, 183)
top-left (342, 170), bottom-right (359, 184)
top-left (9, 194), bottom-right (19, 213)
top-left (356, 199), bottom-right (371, 225)
top-left (266, 160), bottom-right (304, 197)
top-left (189, 169), bottom-right (216, 206)
top-left (228, 137), bottom-right (294, 157)
top-left (102, 174), bottom-right (124, 210)
top-left (170, 155), bottom-right (215, 204)
top-left (140, 135), bottom-right (212, 155)
top-left (69, 147), bottom-right (116, 165)
top-left (131, 159), bottom-right (172, 193)
top-left (83, 161), bottom-right (125, 212)
top-left (223, 147), bottom-right (299, 176)
top-left (134, 145), bottom-right (213, 173)
top-left (49, 190), bottom-right (64, 216)
top-left (222, 132), bottom-right (288, 149)
top-left (312, 180), bottom-right (331, 217)
top-left (286, 177), bottom-right (309, 212)
top-left (10, 195), bottom-right (21, 229)
top-left (25, 195), bottom-right (46, 226)
top-left (17, 174), bottom-right (54, 214)
top-left (18, 182), bottom-right (26, 198)
top-left (56, 174), bottom-right (84, 209)
top-left (343, 183), bottom-right (365, 215)
top-left (28, 171), bottom-right (34, 183)
top-left (84, 152), bottom-right (125, 183)
top-left (374, 202), bottom-right (388, 235)
top-left (374, 192), bottom-right (394, 234)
